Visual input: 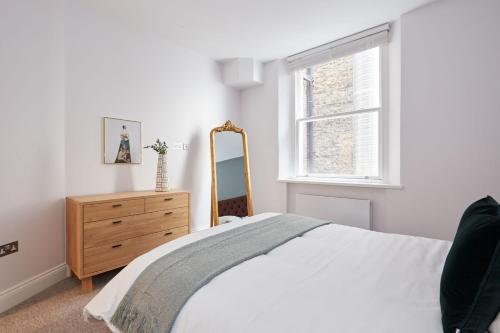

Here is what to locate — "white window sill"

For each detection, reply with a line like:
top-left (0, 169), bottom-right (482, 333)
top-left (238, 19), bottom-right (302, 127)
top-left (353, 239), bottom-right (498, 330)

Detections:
top-left (277, 177), bottom-right (403, 189)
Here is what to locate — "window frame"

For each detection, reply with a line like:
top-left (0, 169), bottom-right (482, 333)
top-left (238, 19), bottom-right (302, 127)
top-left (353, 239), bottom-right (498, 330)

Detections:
top-left (292, 45), bottom-right (388, 181)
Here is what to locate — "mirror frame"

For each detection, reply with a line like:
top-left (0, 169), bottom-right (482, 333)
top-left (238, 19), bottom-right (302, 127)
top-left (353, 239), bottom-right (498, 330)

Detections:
top-left (210, 120), bottom-right (254, 227)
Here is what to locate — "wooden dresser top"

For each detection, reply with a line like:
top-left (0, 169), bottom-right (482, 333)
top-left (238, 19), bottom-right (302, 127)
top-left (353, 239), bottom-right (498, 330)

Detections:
top-left (67, 190), bottom-right (189, 204)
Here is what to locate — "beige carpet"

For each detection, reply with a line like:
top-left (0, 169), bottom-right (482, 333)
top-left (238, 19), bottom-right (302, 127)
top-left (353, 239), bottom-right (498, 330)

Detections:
top-left (0, 270), bottom-right (120, 333)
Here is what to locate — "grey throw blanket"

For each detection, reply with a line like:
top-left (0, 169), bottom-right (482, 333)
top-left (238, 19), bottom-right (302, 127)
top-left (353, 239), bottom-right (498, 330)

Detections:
top-left (111, 214), bottom-right (330, 333)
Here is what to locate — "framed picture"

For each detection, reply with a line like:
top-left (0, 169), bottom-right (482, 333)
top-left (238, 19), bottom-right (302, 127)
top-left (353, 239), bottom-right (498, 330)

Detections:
top-left (103, 117), bottom-right (142, 164)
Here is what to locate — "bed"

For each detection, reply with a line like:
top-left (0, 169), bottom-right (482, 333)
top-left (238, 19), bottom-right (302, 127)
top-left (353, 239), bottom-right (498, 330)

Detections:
top-left (84, 212), bottom-right (458, 333)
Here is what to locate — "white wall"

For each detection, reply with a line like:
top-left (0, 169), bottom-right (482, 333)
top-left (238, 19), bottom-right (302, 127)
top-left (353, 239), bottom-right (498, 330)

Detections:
top-left (0, 0), bottom-right (65, 292)
top-left (0, 0), bottom-right (240, 301)
top-left (215, 132), bottom-right (243, 162)
top-left (244, 0), bottom-right (500, 241)
top-left (64, 1), bottom-right (240, 233)
top-left (241, 61), bottom-right (287, 214)
top-left (393, 0), bottom-right (500, 239)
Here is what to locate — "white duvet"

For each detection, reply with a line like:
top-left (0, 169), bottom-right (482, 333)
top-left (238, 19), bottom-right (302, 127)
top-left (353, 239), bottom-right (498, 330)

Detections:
top-left (85, 213), bottom-right (453, 333)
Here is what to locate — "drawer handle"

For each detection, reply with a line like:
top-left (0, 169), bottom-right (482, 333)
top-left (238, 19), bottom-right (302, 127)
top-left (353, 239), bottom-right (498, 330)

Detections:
top-left (112, 244), bottom-right (122, 248)
top-left (164, 198), bottom-right (173, 201)
top-left (112, 204), bottom-right (122, 208)
top-left (112, 220), bottom-right (122, 225)
top-left (164, 231), bottom-right (173, 236)
top-left (164, 212), bottom-right (173, 216)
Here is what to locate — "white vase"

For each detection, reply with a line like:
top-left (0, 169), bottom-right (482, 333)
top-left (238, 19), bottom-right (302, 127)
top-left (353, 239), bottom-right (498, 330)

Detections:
top-left (155, 153), bottom-right (169, 192)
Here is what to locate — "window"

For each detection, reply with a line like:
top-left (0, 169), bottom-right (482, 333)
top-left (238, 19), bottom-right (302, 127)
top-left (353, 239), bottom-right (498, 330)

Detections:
top-left (279, 23), bottom-right (400, 187)
top-left (295, 47), bottom-right (382, 179)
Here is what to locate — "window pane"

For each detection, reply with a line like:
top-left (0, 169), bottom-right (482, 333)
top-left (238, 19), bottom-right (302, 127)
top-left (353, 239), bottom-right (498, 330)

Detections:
top-left (300, 47), bottom-right (380, 117)
top-left (300, 112), bottom-right (379, 177)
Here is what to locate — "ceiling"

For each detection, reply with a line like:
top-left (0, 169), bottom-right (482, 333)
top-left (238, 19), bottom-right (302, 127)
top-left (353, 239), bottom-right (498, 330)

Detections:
top-left (82, 0), bottom-right (435, 62)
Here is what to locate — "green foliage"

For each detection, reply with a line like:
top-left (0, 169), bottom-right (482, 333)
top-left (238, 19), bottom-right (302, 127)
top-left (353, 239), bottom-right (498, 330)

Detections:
top-left (144, 139), bottom-right (168, 155)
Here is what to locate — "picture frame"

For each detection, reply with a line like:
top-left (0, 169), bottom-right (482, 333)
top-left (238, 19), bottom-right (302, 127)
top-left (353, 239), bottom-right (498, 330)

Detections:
top-left (103, 117), bottom-right (142, 164)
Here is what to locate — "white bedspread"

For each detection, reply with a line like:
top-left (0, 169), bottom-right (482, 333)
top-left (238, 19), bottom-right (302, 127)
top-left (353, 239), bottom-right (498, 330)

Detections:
top-left (84, 213), bottom-right (452, 333)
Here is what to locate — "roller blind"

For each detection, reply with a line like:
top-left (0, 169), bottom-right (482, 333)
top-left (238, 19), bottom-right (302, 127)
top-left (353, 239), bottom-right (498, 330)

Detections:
top-left (287, 23), bottom-right (390, 71)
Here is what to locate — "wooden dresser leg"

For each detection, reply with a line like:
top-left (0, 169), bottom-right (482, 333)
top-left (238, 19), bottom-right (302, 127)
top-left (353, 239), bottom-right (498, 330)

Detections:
top-left (81, 277), bottom-right (93, 293)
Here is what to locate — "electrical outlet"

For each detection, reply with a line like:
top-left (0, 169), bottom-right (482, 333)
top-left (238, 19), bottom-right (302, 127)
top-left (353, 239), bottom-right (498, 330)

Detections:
top-left (171, 142), bottom-right (189, 150)
top-left (171, 142), bottom-right (183, 150)
top-left (0, 241), bottom-right (18, 257)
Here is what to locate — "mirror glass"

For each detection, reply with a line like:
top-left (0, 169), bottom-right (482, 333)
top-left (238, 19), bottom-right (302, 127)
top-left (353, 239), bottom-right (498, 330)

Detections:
top-left (214, 131), bottom-right (248, 219)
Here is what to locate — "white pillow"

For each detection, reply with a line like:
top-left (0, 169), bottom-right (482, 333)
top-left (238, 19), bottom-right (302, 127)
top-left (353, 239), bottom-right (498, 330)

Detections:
top-left (218, 215), bottom-right (242, 224)
top-left (490, 312), bottom-right (500, 333)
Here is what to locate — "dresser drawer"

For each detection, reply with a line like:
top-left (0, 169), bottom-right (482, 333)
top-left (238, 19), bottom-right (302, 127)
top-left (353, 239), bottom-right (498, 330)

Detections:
top-left (83, 199), bottom-right (144, 222)
top-left (145, 193), bottom-right (188, 213)
top-left (83, 226), bottom-right (189, 275)
top-left (84, 206), bottom-right (189, 248)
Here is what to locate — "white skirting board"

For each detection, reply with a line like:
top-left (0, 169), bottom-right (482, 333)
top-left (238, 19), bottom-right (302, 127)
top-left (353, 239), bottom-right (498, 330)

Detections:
top-left (0, 263), bottom-right (68, 314)
top-left (295, 194), bottom-right (371, 230)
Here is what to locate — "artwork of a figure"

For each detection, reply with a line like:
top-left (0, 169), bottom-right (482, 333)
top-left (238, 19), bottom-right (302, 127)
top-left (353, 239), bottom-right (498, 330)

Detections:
top-left (115, 125), bottom-right (132, 163)
top-left (104, 117), bottom-right (141, 164)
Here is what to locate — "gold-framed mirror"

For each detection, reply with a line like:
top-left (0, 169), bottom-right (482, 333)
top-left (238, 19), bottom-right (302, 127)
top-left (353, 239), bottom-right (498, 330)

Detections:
top-left (210, 120), bottom-right (253, 227)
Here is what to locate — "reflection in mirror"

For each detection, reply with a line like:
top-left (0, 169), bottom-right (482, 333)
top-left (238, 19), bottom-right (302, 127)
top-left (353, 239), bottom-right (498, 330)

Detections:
top-left (210, 121), bottom-right (253, 227)
top-left (215, 132), bottom-right (247, 218)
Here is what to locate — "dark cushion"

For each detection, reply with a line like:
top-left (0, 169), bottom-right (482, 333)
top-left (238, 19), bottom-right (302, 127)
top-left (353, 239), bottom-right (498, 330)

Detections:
top-left (440, 196), bottom-right (500, 333)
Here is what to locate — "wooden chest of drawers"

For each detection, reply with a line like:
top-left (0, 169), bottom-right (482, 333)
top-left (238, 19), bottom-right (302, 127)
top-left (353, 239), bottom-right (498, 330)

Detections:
top-left (66, 190), bottom-right (190, 292)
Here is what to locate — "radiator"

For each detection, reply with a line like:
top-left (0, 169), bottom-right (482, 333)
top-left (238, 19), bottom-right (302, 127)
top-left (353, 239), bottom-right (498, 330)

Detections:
top-left (295, 194), bottom-right (371, 230)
